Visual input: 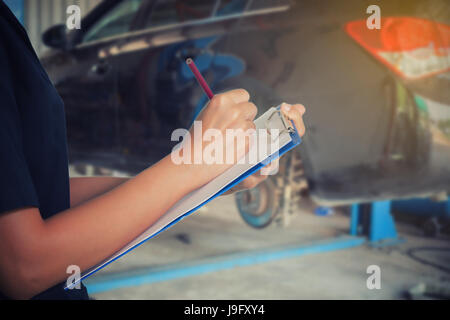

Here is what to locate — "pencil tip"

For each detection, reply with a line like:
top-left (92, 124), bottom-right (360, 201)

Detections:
top-left (186, 58), bottom-right (193, 64)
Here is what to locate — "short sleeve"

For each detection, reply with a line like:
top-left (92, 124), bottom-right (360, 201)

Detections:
top-left (0, 41), bottom-right (39, 214)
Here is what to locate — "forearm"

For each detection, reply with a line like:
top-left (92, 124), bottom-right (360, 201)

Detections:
top-left (19, 156), bottom-right (198, 298)
top-left (69, 177), bottom-right (130, 207)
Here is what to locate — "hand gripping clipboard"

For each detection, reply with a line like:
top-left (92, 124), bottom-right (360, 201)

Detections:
top-left (66, 105), bottom-right (302, 289)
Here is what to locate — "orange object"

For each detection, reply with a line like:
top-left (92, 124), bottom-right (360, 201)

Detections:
top-left (346, 17), bottom-right (450, 80)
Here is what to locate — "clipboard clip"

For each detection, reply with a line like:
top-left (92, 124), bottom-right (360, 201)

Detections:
top-left (265, 108), bottom-right (295, 139)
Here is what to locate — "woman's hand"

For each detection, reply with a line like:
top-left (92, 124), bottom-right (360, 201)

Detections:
top-left (175, 89), bottom-right (258, 189)
top-left (224, 103), bottom-right (306, 194)
top-left (280, 103), bottom-right (306, 137)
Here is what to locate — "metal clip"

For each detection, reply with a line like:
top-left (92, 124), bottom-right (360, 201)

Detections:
top-left (265, 109), bottom-right (294, 140)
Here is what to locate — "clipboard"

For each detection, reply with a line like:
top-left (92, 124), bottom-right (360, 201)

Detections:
top-left (66, 105), bottom-right (302, 289)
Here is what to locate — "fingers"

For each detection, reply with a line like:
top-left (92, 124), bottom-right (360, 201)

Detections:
top-left (223, 172), bottom-right (268, 195)
top-left (281, 103), bottom-right (306, 137)
top-left (227, 119), bottom-right (257, 161)
top-left (227, 89), bottom-right (250, 104)
top-left (215, 89), bottom-right (250, 105)
top-left (234, 101), bottom-right (258, 121)
top-left (261, 158), bottom-right (279, 175)
top-left (227, 119), bottom-right (256, 132)
top-left (239, 174), bottom-right (267, 190)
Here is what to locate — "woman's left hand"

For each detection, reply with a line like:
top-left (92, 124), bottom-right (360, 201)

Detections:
top-left (224, 103), bottom-right (306, 195)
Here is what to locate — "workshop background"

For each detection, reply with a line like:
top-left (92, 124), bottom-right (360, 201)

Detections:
top-left (4, 0), bottom-right (450, 300)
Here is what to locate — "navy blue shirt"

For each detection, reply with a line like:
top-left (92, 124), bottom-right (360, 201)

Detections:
top-left (0, 1), bottom-right (88, 299)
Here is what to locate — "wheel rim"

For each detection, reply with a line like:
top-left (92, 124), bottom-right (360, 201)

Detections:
top-left (235, 179), bottom-right (278, 228)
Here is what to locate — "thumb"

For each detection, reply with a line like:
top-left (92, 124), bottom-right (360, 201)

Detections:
top-left (281, 103), bottom-right (306, 136)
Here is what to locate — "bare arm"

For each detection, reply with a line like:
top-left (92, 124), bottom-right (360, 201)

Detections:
top-left (69, 177), bottom-right (129, 207)
top-left (0, 156), bottom-right (194, 299)
top-left (69, 165), bottom-right (272, 205)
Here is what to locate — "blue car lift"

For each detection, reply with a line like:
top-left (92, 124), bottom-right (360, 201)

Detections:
top-left (392, 197), bottom-right (450, 237)
top-left (350, 200), bottom-right (402, 247)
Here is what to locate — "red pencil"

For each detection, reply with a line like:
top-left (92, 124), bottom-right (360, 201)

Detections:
top-left (186, 58), bottom-right (214, 100)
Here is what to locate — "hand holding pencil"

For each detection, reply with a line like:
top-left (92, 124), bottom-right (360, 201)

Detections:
top-left (185, 58), bottom-right (306, 191)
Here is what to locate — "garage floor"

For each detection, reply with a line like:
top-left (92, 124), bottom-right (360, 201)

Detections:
top-left (88, 195), bottom-right (450, 300)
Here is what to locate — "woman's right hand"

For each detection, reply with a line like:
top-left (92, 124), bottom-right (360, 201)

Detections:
top-left (173, 89), bottom-right (258, 188)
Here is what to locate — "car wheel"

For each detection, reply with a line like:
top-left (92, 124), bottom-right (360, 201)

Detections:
top-left (235, 177), bottom-right (280, 229)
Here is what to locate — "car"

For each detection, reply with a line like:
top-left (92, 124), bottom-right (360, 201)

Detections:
top-left (40, 0), bottom-right (450, 214)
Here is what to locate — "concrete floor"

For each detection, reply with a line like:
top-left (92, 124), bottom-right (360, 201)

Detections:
top-left (88, 195), bottom-right (450, 300)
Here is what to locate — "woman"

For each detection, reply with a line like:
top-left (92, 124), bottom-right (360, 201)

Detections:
top-left (0, 1), bottom-right (305, 300)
